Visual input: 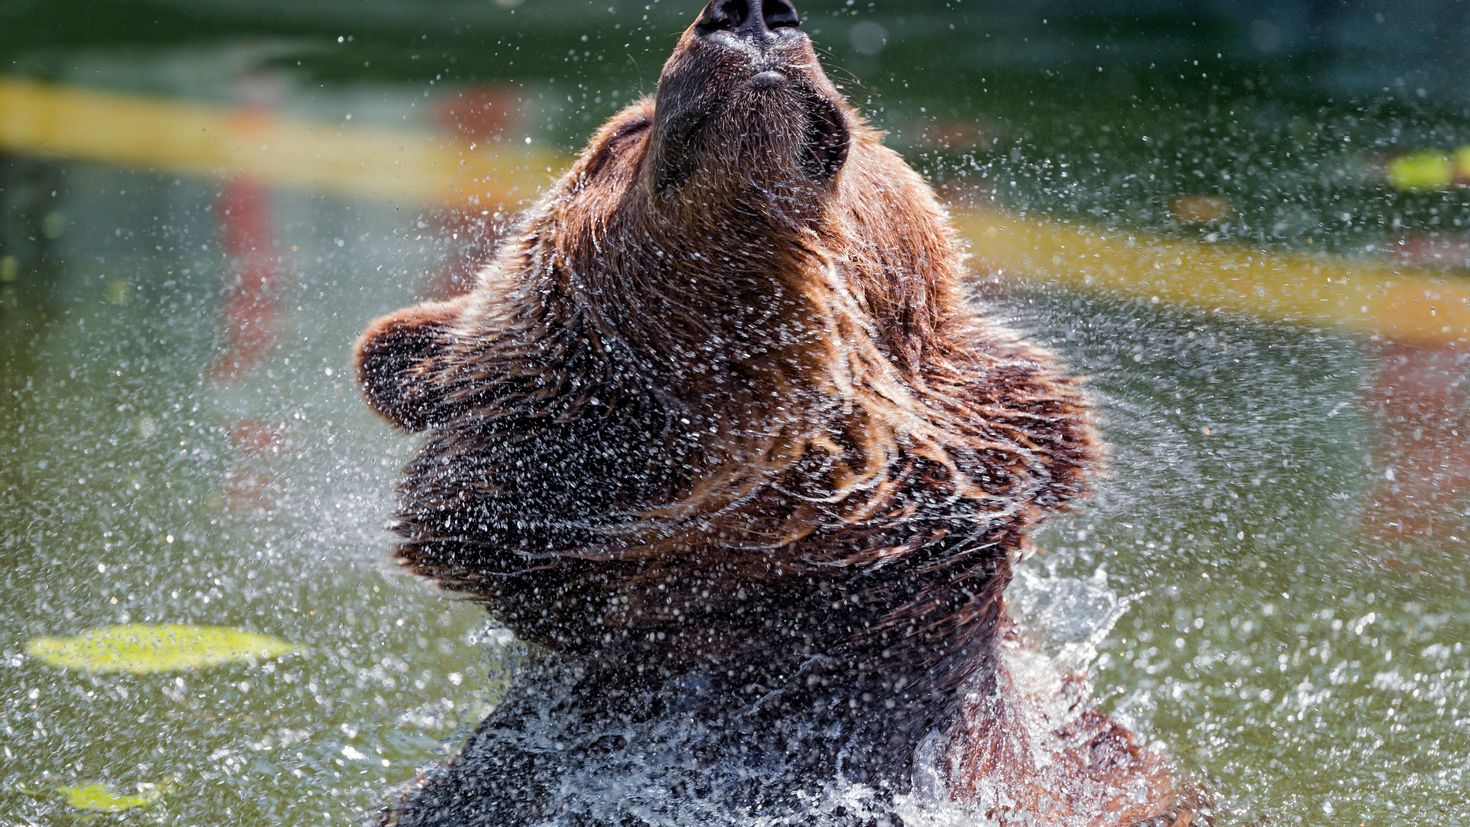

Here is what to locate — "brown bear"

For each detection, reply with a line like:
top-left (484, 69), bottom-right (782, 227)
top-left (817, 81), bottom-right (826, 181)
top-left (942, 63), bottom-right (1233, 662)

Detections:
top-left (356, 1), bottom-right (1206, 824)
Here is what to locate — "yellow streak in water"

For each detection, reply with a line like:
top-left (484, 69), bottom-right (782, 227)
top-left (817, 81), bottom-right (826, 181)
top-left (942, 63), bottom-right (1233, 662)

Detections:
top-left (2, 76), bottom-right (1465, 343)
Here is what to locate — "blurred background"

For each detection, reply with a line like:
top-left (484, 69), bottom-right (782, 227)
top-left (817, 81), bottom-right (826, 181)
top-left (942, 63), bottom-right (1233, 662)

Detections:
top-left (2, 0), bottom-right (1467, 823)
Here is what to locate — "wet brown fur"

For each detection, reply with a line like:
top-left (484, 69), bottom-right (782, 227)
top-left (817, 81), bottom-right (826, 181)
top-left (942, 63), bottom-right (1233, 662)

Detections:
top-left (357, 7), bottom-right (1205, 825)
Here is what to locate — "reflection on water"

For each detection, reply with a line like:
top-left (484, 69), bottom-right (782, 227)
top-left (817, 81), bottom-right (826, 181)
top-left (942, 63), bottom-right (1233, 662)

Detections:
top-left (0, 164), bottom-right (492, 821)
top-left (2, 0), bottom-right (1468, 824)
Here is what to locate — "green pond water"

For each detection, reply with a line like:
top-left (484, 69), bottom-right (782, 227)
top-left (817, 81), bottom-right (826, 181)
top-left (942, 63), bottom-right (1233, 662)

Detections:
top-left (2, 0), bottom-right (1468, 823)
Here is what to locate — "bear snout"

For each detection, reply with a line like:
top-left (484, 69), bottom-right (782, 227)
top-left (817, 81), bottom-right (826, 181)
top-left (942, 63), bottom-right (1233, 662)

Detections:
top-left (647, 1), bottom-right (848, 194)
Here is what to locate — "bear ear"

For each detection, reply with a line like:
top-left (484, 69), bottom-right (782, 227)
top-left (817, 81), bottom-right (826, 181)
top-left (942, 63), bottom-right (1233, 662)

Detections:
top-left (354, 297), bottom-right (468, 432)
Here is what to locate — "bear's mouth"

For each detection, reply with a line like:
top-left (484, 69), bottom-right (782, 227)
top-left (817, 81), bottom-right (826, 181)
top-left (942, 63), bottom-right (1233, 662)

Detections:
top-left (651, 78), bottom-right (850, 193)
top-left (739, 65), bottom-right (850, 180)
top-left (746, 69), bottom-right (789, 90)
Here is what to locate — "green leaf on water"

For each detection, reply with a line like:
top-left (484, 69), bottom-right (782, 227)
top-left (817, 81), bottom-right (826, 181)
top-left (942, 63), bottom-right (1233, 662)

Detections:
top-left (59, 782), bottom-right (163, 812)
top-left (26, 624), bottom-right (298, 674)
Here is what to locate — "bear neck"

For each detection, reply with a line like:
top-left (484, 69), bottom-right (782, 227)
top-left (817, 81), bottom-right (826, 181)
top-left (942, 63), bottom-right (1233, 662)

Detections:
top-left (500, 178), bottom-right (1035, 779)
top-left (546, 195), bottom-right (857, 404)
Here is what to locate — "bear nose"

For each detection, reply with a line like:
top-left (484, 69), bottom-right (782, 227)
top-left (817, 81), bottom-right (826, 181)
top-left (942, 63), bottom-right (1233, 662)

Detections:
top-left (695, 0), bottom-right (801, 43)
